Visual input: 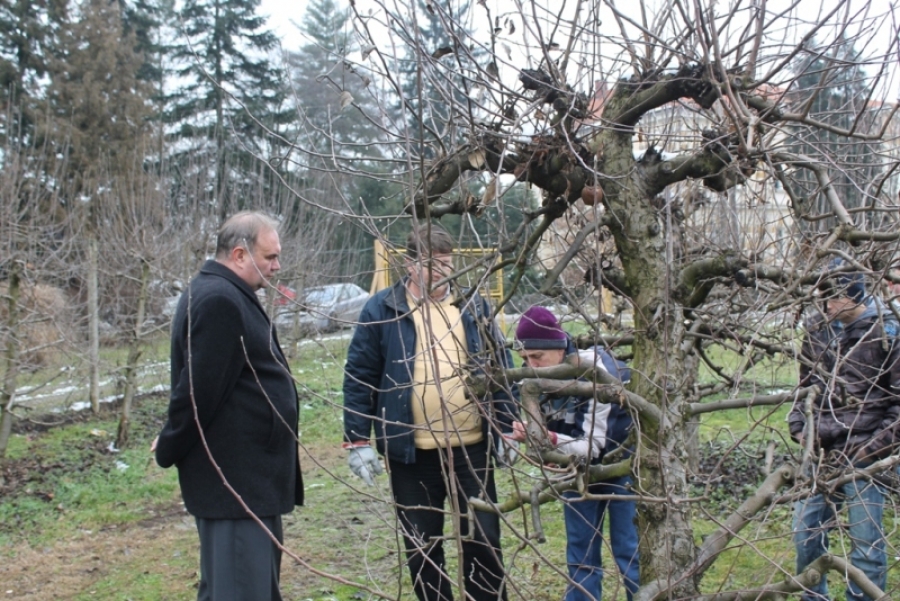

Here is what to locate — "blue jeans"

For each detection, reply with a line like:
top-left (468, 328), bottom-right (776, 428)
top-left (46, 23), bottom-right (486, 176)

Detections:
top-left (563, 476), bottom-right (640, 601)
top-left (793, 472), bottom-right (886, 601)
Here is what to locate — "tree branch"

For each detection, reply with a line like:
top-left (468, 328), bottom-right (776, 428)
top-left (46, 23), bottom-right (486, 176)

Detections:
top-left (688, 387), bottom-right (816, 416)
top-left (571, 333), bottom-right (635, 349)
top-left (678, 253), bottom-right (748, 307)
top-left (503, 359), bottom-right (662, 425)
top-left (643, 140), bottom-right (751, 195)
top-left (467, 458), bottom-right (634, 515)
top-left (770, 152), bottom-right (853, 227)
top-left (412, 135), bottom-right (597, 216)
top-left (746, 94), bottom-right (900, 141)
top-left (538, 215), bottom-right (615, 294)
top-left (604, 63), bottom-right (720, 128)
top-left (411, 140), bottom-right (519, 210)
top-left (691, 465), bottom-right (795, 575)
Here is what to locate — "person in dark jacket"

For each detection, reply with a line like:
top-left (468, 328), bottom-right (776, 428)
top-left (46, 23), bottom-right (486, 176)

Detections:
top-left (153, 212), bottom-right (303, 601)
top-left (790, 261), bottom-right (900, 601)
top-left (342, 224), bottom-right (517, 601)
top-left (508, 306), bottom-right (639, 601)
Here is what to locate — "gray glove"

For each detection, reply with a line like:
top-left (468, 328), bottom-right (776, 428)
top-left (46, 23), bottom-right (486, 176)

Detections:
top-left (347, 445), bottom-right (384, 486)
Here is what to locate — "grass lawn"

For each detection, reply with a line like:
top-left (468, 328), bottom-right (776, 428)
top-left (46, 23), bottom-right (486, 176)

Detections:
top-left (1, 334), bottom-right (898, 600)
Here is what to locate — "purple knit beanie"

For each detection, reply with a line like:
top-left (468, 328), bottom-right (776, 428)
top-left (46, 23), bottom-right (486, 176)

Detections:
top-left (516, 306), bottom-right (567, 349)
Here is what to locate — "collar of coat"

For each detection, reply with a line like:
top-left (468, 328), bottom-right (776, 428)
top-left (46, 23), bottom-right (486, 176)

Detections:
top-left (382, 277), bottom-right (466, 313)
top-left (199, 259), bottom-right (267, 314)
top-left (810, 304), bottom-right (885, 342)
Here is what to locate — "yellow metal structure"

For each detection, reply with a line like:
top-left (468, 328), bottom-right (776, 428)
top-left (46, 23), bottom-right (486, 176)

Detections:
top-left (370, 239), bottom-right (506, 327)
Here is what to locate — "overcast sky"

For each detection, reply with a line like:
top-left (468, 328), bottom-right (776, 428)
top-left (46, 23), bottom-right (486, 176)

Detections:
top-left (257, 0), bottom-right (898, 86)
top-left (259, 0), bottom-right (309, 50)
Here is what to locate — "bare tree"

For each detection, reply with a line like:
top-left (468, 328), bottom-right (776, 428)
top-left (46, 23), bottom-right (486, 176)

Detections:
top-left (89, 148), bottom-right (174, 449)
top-left (0, 124), bottom-right (82, 458)
top-left (39, 0), bottom-right (155, 414)
top-left (267, 0), bottom-right (900, 598)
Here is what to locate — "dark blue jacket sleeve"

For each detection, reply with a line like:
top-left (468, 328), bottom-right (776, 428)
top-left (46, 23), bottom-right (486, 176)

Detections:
top-left (342, 301), bottom-right (385, 443)
top-left (597, 349), bottom-right (631, 384)
top-left (486, 306), bottom-right (518, 433)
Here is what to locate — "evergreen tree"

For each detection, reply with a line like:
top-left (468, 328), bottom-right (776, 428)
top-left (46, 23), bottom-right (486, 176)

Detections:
top-left (295, 0), bottom-right (347, 66)
top-left (787, 38), bottom-right (884, 231)
top-left (115, 0), bottom-right (177, 183)
top-left (280, 0), bottom-right (387, 285)
top-left (394, 0), bottom-right (477, 159)
top-left (116, 0), bottom-right (173, 86)
top-left (39, 0), bottom-right (156, 413)
top-left (166, 0), bottom-right (290, 222)
top-left (0, 0), bottom-right (69, 146)
top-left (42, 0), bottom-right (153, 199)
top-left (286, 0), bottom-right (380, 151)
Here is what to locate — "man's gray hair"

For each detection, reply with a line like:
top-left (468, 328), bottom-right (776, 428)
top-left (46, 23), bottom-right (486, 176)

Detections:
top-left (216, 212), bottom-right (280, 258)
top-left (405, 223), bottom-right (453, 259)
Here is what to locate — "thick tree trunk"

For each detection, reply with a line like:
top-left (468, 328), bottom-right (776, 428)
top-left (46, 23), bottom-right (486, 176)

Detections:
top-left (88, 232), bottom-right (100, 414)
top-left (599, 116), bottom-right (701, 598)
top-left (0, 262), bottom-right (22, 458)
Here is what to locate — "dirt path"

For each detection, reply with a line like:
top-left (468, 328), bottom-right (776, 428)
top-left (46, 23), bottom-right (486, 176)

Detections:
top-left (1, 503), bottom-right (198, 600)
top-left (0, 443), bottom-right (387, 600)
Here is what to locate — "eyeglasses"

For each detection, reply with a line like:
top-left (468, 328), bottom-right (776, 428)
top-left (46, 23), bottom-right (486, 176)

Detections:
top-left (420, 258), bottom-right (454, 272)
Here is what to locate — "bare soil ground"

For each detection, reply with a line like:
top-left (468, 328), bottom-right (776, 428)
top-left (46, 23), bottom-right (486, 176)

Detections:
top-left (0, 504), bottom-right (372, 600)
top-left (0, 427), bottom-right (393, 601)
top-left (1, 408), bottom-right (776, 601)
top-left (1, 502), bottom-right (197, 600)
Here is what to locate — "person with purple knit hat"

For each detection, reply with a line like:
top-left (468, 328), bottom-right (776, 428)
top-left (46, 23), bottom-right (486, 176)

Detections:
top-left (510, 306), bottom-right (640, 601)
top-left (515, 305), bottom-right (569, 349)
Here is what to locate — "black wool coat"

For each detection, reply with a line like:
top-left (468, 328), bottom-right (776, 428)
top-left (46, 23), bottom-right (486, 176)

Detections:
top-left (156, 260), bottom-right (303, 519)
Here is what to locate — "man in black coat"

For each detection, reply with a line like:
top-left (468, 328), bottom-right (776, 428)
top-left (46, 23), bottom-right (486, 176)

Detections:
top-left (153, 211), bottom-right (303, 601)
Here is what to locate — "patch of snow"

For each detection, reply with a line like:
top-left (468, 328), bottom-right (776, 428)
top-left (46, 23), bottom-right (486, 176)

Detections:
top-left (295, 331), bottom-right (353, 347)
top-left (53, 383), bottom-right (168, 414)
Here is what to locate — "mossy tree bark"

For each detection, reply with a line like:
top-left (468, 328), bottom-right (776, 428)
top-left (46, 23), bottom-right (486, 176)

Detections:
top-left (589, 87), bottom-right (704, 598)
top-left (0, 261), bottom-right (22, 459)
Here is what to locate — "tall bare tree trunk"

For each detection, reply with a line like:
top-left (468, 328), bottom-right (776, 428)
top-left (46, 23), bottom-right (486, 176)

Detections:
top-left (116, 259), bottom-right (149, 449)
top-left (87, 231), bottom-right (100, 414)
top-left (214, 0), bottom-right (228, 226)
top-left (0, 262), bottom-right (22, 458)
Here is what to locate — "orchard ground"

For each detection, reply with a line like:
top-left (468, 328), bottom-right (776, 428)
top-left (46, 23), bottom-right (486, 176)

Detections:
top-left (2, 331), bottom-right (895, 600)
